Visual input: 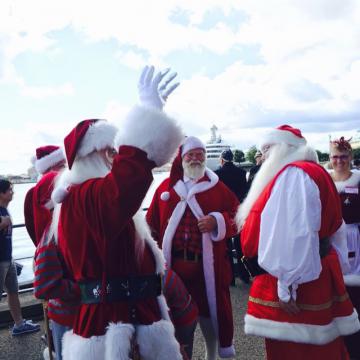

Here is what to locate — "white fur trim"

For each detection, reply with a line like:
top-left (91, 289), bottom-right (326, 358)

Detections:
top-left (160, 191), bottom-right (170, 201)
top-left (333, 171), bottom-right (360, 193)
top-left (105, 322), bottom-right (135, 360)
top-left (244, 310), bottom-right (360, 345)
top-left (209, 212), bottom-right (226, 242)
top-left (162, 168), bottom-right (223, 346)
top-left (260, 128), bottom-right (306, 150)
top-left (344, 274), bottom-right (360, 286)
top-left (114, 105), bottom-right (184, 167)
top-left (77, 120), bottom-right (118, 160)
top-left (62, 330), bottom-right (105, 360)
top-left (219, 345), bottom-right (236, 358)
top-left (157, 294), bottom-right (171, 321)
top-left (42, 347), bottom-right (55, 360)
top-left (137, 320), bottom-right (182, 360)
top-left (44, 199), bottom-right (54, 210)
top-left (133, 211), bottom-right (165, 275)
top-left (52, 185), bottom-right (69, 204)
top-left (35, 148), bottom-right (65, 174)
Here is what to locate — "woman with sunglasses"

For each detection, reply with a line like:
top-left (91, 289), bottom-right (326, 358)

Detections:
top-left (330, 137), bottom-right (360, 359)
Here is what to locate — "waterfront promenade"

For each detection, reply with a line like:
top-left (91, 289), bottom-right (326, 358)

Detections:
top-left (0, 281), bottom-right (264, 360)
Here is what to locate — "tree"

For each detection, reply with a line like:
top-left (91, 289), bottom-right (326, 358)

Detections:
top-left (353, 148), bottom-right (360, 160)
top-left (316, 150), bottom-right (329, 162)
top-left (246, 146), bottom-right (258, 164)
top-left (233, 149), bottom-right (245, 163)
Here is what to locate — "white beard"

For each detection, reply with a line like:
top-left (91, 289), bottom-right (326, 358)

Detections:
top-left (236, 143), bottom-right (318, 229)
top-left (182, 159), bottom-right (206, 180)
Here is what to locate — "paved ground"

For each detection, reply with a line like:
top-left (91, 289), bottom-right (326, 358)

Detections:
top-left (0, 280), bottom-right (265, 360)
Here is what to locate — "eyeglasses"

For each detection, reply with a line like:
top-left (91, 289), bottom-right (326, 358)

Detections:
top-left (330, 155), bottom-right (350, 161)
top-left (183, 151), bottom-right (205, 160)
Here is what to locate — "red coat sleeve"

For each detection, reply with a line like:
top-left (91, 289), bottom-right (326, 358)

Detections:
top-left (24, 187), bottom-right (36, 246)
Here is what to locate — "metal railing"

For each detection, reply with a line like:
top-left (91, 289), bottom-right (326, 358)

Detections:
top-left (1, 224), bottom-right (35, 298)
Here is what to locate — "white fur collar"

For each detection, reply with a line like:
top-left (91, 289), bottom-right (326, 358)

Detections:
top-left (176, 168), bottom-right (218, 199)
top-left (331, 170), bottom-right (360, 193)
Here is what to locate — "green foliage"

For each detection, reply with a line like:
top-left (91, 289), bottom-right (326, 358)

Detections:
top-left (316, 150), bottom-right (329, 162)
top-left (233, 149), bottom-right (245, 163)
top-left (353, 148), bottom-right (360, 160)
top-left (246, 146), bottom-right (258, 164)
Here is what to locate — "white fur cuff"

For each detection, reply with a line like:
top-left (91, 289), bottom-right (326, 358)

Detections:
top-left (209, 212), bottom-right (226, 241)
top-left (344, 274), bottom-right (360, 287)
top-left (105, 322), bottom-right (135, 360)
top-left (219, 345), bottom-right (236, 358)
top-left (114, 105), bottom-right (184, 167)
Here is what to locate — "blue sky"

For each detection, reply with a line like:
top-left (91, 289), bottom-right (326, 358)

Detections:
top-left (1, 0), bottom-right (360, 174)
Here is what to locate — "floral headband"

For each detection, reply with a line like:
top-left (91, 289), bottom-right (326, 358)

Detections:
top-left (330, 137), bottom-right (352, 153)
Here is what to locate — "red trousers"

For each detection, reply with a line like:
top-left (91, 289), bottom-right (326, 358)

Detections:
top-left (265, 337), bottom-right (349, 360)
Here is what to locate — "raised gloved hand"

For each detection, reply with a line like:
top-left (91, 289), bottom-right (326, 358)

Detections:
top-left (138, 65), bottom-right (180, 110)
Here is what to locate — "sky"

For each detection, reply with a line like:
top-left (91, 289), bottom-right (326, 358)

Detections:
top-left (1, 0), bottom-right (360, 174)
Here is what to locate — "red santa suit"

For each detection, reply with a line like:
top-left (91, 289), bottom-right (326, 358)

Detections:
top-left (52, 106), bottom-right (184, 360)
top-left (146, 141), bottom-right (239, 358)
top-left (238, 125), bottom-right (360, 360)
top-left (24, 145), bottom-right (65, 246)
top-left (333, 169), bottom-right (360, 357)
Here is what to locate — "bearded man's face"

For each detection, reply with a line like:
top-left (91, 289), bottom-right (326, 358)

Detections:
top-left (182, 148), bottom-right (206, 180)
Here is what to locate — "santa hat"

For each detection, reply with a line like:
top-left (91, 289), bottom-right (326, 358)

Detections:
top-left (64, 119), bottom-right (118, 169)
top-left (34, 145), bottom-right (66, 175)
top-left (260, 124), bottom-right (306, 150)
top-left (181, 136), bottom-right (206, 157)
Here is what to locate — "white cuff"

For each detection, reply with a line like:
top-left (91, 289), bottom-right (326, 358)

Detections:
top-left (277, 280), bottom-right (291, 302)
top-left (114, 105), bottom-right (184, 167)
top-left (209, 212), bottom-right (226, 242)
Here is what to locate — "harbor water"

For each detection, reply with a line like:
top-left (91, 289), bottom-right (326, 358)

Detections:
top-left (9, 172), bottom-right (169, 285)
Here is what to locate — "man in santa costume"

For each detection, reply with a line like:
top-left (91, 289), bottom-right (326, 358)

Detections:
top-left (146, 136), bottom-right (239, 359)
top-left (24, 145), bottom-right (66, 246)
top-left (50, 65), bottom-right (184, 360)
top-left (237, 124), bottom-right (360, 359)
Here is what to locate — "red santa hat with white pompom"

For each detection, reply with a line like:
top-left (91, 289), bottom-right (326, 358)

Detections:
top-left (52, 119), bottom-right (117, 203)
top-left (259, 124), bottom-right (307, 150)
top-left (34, 145), bottom-right (66, 175)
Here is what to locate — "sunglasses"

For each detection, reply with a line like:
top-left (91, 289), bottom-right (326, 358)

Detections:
top-left (330, 155), bottom-right (350, 161)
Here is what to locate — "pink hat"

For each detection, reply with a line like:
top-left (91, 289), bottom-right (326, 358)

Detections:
top-left (181, 136), bottom-right (206, 157)
top-left (64, 119), bottom-right (118, 169)
top-left (34, 145), bottom-right (66, 174)
top-left (260, 124), bottom-right (306, 149)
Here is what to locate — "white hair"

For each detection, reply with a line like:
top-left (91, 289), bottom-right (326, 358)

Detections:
top-left (236, 143), bottom-right (318, 229)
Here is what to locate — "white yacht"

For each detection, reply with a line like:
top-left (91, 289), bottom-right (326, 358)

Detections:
top-left (205, 125), bottom-right (231, 170)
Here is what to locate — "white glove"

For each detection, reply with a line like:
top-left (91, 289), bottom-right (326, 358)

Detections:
top-left (138, 65), bottom-right (180, 110)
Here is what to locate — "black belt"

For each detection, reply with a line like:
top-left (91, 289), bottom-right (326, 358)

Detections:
top-left (242, 238), bottom-right (332, 278)
top-left (241, 256), bottom-right (267, 278)
top-left (172, 249), bottom-right (202, 262)
top-left (79, 274), bottom-right (162, 304)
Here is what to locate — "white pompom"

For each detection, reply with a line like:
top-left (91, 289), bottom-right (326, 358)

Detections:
top-left (160, 191), bottom-right (170, 201)
top-left (52, 186), bottom-right (69, 204)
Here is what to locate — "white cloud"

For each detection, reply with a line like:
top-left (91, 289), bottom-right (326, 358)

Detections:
top-left (115, 49), bottom-right (147, 70)
top-left (1, 0), bottom-right (360, 172)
